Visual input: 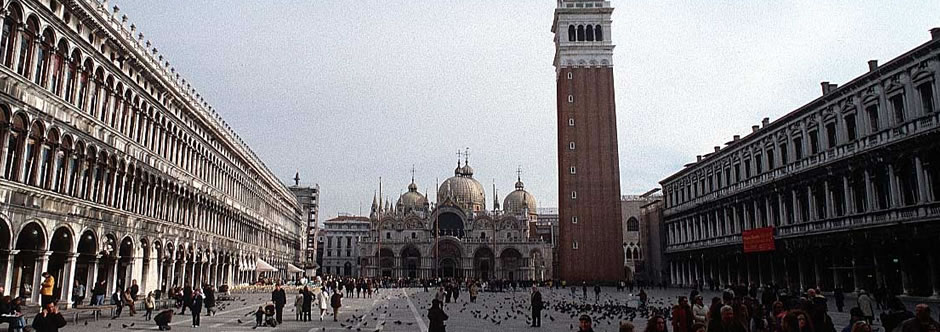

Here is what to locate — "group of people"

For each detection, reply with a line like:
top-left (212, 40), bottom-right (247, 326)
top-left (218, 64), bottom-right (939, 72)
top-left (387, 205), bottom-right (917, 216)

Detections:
top-left (256, 278), bottom-right (347, 328)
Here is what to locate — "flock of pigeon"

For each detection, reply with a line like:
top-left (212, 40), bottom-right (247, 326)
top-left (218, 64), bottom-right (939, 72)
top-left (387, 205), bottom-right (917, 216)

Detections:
top-left (80, 287), bottom-right (688, 331)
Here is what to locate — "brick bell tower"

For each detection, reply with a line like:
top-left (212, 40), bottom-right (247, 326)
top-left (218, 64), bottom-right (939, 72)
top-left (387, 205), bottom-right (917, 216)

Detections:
top-left (552, 0), bottom-right (624, 283)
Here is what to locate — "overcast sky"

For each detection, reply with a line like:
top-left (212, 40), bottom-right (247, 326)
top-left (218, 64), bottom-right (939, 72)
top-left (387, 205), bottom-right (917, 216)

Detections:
top-left (115, 1), bottom-right (940, 220)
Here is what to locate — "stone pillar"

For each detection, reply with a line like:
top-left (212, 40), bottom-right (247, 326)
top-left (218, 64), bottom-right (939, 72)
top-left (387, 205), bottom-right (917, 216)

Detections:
top-left (128, 256), bottom-right (141, 292)
top-left (843, 176), bottom-right (854, 214)
top-left (814, 256), bottom-right (823, 291)
top-left (2, 250), bottom-right (19, 294)
top-left (797, 256), bottom-right (806, 291)
top-left (915, 156), bottom-right (929, 204)
top-left (807, 186), bottom-right (817, 221)
top-left (872, 253), bottom-right (884, 290)
top-left (928, 251), bottom-right (940, 297)
top-left (178, 260), bottom-right (187, 287)
top-left (864, 169), bottom-right (875, 210)
top-left (791, 190), bottom-right (801, 223)
top-left (31, 251), bottom-right (51, 305)
top-left (888, 164), bottom-right (900, 208)
top-left (851, 257), bottom-right (861, 293)
top-left (60, 253), bottom-right (78, 309)
top-left (108, 258), bottom-right (119, 294)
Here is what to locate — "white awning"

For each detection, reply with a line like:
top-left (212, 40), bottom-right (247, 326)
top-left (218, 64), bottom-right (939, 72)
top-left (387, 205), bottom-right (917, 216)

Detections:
top-left (286, 263), bottom-right (304, 273)
top-left (255, 258), bottom-right (277, 272)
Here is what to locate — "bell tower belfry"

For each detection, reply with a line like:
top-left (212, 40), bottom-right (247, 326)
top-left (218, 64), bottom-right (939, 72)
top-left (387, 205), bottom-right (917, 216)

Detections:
top-left (552, 0), bottom-right (624, 282)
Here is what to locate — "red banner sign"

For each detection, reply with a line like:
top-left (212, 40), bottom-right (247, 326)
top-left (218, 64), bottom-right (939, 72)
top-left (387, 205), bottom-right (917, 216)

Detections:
top-left (742, 227), bottom-right (775, 253)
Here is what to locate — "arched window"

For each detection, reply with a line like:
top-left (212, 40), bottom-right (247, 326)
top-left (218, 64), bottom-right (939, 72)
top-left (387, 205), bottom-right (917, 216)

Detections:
top-left (16, 17), bottom-right (38, 77)
top-left (576, 25), bottom-right (585, 41)
top-left (23, 122), bottom-right (44, 184)
top-left (567, 25), bottom-right (575, 42)
top-left (595, 25), bottom-right (603, 41)
top-left (0, 12), bottom-right (18, 68)
top-left (585, 25), bottom-right (594, 41)
top-left (3, 115), bottom-right (26, 180)
top-left (100, 77), bottom-right (113, 122)
top-left (64, 50), bottom-right (79, 102)
top-left (627, 217), bottom-right (639, 231)
top-left (34, 29), bottom-right (55, 86)
top-left (38, 130), bottom-right (56, 188)
top-left (89, 69), bottom-right (103, 116)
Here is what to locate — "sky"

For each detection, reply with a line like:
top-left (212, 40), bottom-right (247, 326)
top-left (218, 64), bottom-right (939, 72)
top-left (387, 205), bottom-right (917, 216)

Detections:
top-left (114, 1), bottom-right (940, 220)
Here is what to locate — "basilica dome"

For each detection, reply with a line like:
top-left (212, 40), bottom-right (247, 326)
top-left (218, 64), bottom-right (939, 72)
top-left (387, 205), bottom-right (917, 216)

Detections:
top-left (503, 178), bottom-right (537, 216)
top-left (438, 161), bottom-right (486, 211)
top-left (397, 181), bottom-right (429, 213)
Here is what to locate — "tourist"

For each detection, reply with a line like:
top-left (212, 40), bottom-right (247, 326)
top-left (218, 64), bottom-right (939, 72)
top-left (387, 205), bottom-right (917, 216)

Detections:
top-left (302, 286), bottom-right (313, 321)
top-left (645, 315), bottom-right (668, 332)
top-left (672, 296), bottom-right (693, 332)
top-left (330, 289), bottom-right (343, 322)
top-left (594, 284), bottom-right (602, 302)
top-left (294, 290), bottom-right (303, 321)
top-left (130, 279), bottom-right (140, 301)
top-left (111, 288), bottom-right (124, 318)
top-left (531, 286), bottom-right (543, 327)
top-left (39, 272), bottom-right (54, 307)
top-left (181, 286), bottom-right (192, 315)
top-left (881, 297), bottom-right (915, 332)
top-left (190, 289), bottom-right (203, 327)
top-left (621, 321), bottom-right (635, 332)
top-left (254, 305), bottom-right (265, 327)
top-left (144, 292), bottom-right (155, 321)
top-left (319, 288), bottom-right (329, 321)
top-left (204, 286), bottom-right (216, 316)
top-left (833, 288), bottom-right (845, 313)
top-left (123, 288), bottom-right (137, 316)
top-left (72, 281), bottom-right (85, 307)
top-left (469, 282), bottom-right (479, 303)
top-left (857, 290), bottom-right (875, 324)
top-left (579, 315), bottom-right (596, 332)
top-left (271, 283), bottom-right (286, 324)
top-left (428, 299), bottom-right (448, 332)
top-left (900, 304), bottom-right (939, 332)
top-left (31, 301), bottom-right (66, 332)
top-left (91, 280), bottom-right (106, 305)
top-left (693, 295), bottom-right (707, 325)
top-left (782, 310), bottom-right (814, 332)
top-left (710, 306), bottom-right (746, 332)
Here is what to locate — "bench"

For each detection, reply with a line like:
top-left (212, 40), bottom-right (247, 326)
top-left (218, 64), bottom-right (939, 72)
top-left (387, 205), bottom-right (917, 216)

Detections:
top-left (70, 305), bottom-right (116, 323)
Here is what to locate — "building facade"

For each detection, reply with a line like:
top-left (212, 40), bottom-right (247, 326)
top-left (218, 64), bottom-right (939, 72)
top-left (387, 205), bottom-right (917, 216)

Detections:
top-left (534, 208), bottom-right (559, 278)
top-left (0, 0), bottom-right (304, 307)
top-left (640, 197), bottom-right (666, 286)
top-left (319, 215), bottom-right (369, 277)
top-left (662, 29), bottom-right (940, 296)
top-left (359, 161), bottom-right (553, 281)
top-left (553, 0), bottom-right (624, 282)
top-left (288, 173), bottom-right (319, 270)
top-left (621, 193), bottom-right (661, 283)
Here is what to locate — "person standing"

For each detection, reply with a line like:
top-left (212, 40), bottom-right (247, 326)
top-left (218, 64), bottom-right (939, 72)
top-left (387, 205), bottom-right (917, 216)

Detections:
top-left (39, 272), bottom-right (55, 307)
top-left (693, 296), bottom-right (708, 325)
top-left (92, 280), bottom-right (106, 306)
top-left (531, 286), bottom-right (543, 327)
top-left (318, 288), bottom-right (329, 321)
top-left (857, 290), bottom-right (875, 324)
top-left (190, 289), bottom-right (203, 328)
top-left (71, 281), bottom-right (85, 307)
top-left (31, 301), bottom-right (66, 332)
top-left (181, 286), bottom-right (192, 315)
top-left (709, 306), bottom-right (746, 332)
top-left (428, 299), bottom-right (448, 332)
top-left (271, 283), bottom-right (286, 324)
top-left (469, 282), bottom-right (478, 303)
top-left (129, 280), bottom-right (139, 301)
top-left (900, 304), bottom-right (939, 332)
top-left (204, 286), bottom-right (216, 316)
top-left (302, 286), bottom-right (313, 321)
top-left (672, 296), bottom-right (693, 332)
top-left (594, 284), bottom-right (602, 302)
top-left (144, 292), bottom-right (155, 321)
top-left (330, 290), bottom-right (343, 322)
top-left (579, 315), bottom-right (596, 332)
top-left (833, 288), bottom-right (845, 313)
top-left (294, 290), bottom-right (303, 321)
top-left (111, 288), bottom-right (124, 318)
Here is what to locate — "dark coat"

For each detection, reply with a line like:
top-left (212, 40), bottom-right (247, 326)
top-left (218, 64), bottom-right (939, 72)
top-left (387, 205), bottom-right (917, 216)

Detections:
top-left (272, 289), bottom-right (287, 307)
top-left (901, 318), bottom-right (940, 332)
top-left (302, 291), bottom-right (313, 311)
top-left (331, 293), bottom-right (342, 308)
top-left (31, 312), bottom-right (67, 332)
top-left (428, 306), bottom-right (448, 332)
top-left (531, 291), bottom-right (543, 311)
top-left (190, 296), bottom-right (203, 314)
top-left (204, 289), bottom-right (216, 308)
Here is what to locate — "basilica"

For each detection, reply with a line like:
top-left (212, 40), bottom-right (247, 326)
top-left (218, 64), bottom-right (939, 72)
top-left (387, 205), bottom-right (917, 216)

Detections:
top-left (359, 160), bottom-right (552, 281)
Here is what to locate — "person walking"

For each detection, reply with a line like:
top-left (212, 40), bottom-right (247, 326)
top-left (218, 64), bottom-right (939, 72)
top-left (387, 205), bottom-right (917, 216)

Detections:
top-left (693, 296), bottom-right (708, 325)
top-left (833, 288), bottom-right (845, 313)
top-left (111, 288), bottom-right (124, 318)
top-left (594, 284), bottom-right (602, 302)
top-left (181, 286), bottom-right (192, 315)
top-left (72, 281), bottom-right (85, 307)
top-left (39, 272), bottom-right (55, 307)
top-left (31, 301), bottom-right (67, 332)
top-left (144, 292), bottom-right (155, 321)
top-left (330, 290), bottom-right (343, 322)
top-left (428, 299), bottom-right (448, 332)
top-left (318, 288), bottom-right (329, 321)
top-left (272, 283), bottom-right (286, 324)
top-left (190, 289), bottom-right (203, 328)
top-left (531, 286), bottom-right (543, 327)
top-left (294, 290), bottom-right (304, 321)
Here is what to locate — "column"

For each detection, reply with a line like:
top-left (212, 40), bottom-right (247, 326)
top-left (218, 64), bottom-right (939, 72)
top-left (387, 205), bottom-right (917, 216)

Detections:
top-left (872, 253), bottom-right (884, 290)
top-left (2, 250), bottom-right (19, 294)
top-left (864, 169), bottom-right (876, 210)
top-left (757, 254), bottom-right (764, 286)
top-left (832, 253), bottom-right (842, 289)
top-left (179, 260), bottom-right (187, 287)
top-left (128, 256), bottom-right (141, 293)
top-left (888, 164), bottom-right (900, 208)
top-left (824, 180), bottom-right (835, 218)
top-left (31, 251), bottom-right (51, 304)
top-left (851, 256), bottom-right (861, 293)
top-left (807, 186), bottom-right (817, 221)
top-left (814, 256), bottom-right (823, 291)
top-left (746, 256), bottom-right (753, 285)
top-left (797, 256), bottom-right (806, 291)
top-left (60, 253), bottom-right (78, 309)
top-left (928, 251), bottom-right (940, 297)
top-left (792, 190), bottom-right (801, 223)
top-left (915, 156), bottom-right (929, 204)
top-left (166, 259), bottom-right (176, 288)
top-left (108, 258), bottom-right (118, 294)
top-left (843, 176), bottom-right (855, 214)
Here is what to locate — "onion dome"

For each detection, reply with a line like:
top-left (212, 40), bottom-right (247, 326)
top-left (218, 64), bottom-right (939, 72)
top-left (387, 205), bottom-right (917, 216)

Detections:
top-left (503, 177), bottom-right (537, 216)
top-left (438, 162), bottom-right (486, 212)
top-left (397, 180), bottom-right (429, 213)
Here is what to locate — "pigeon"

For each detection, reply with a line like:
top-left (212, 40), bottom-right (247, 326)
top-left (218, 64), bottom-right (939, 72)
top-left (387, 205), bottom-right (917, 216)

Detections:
top-left (122, 324), bottom-right (128, 328)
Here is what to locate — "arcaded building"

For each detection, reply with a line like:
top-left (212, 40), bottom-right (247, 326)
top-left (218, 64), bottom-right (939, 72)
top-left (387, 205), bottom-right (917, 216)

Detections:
top-left (358, 160), bottom-right (552, 281)
top-left (553, 0), bottom-right (625, 282)
top-left (0, 0), bottom-right (304, 306)
top-left (662, 29), bottom-right (940, 296)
